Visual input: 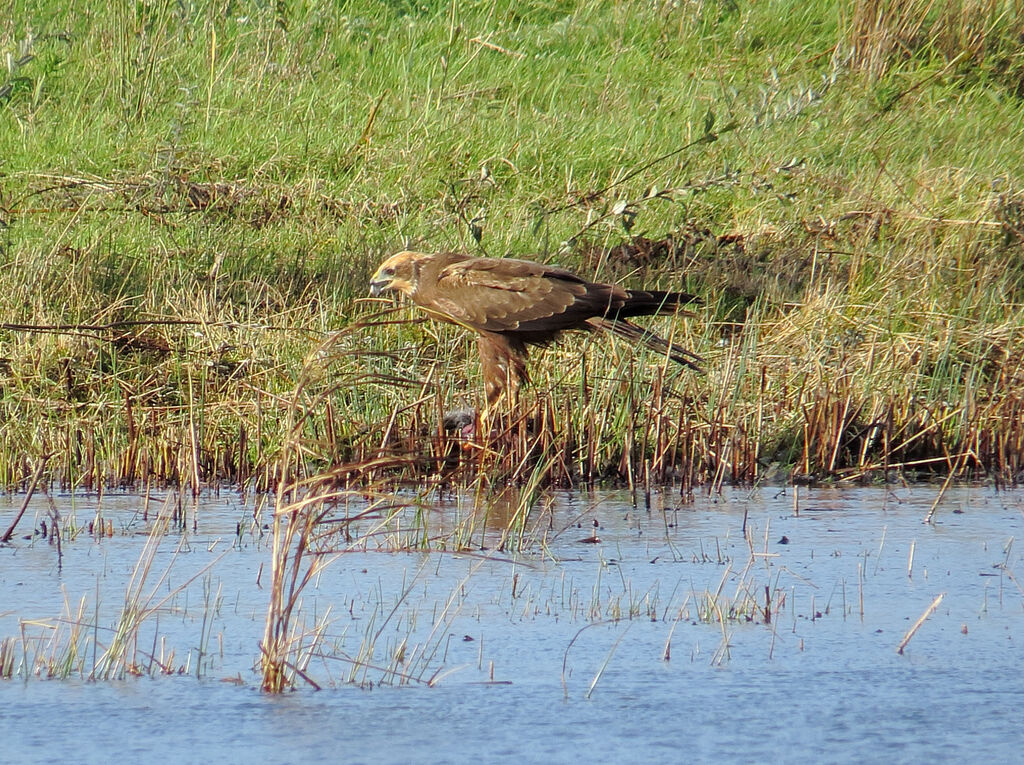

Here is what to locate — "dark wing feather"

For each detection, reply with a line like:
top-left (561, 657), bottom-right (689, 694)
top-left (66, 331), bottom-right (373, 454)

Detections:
top-left (429, 258), bottom-right (615, 335)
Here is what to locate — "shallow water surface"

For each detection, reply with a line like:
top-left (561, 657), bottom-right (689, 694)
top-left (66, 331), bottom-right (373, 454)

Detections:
top-left (1, 486), bottom-right (1022, 763)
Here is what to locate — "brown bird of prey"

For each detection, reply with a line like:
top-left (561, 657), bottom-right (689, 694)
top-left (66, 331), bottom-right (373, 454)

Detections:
top-left (369, 250), bottom-right (702, 407)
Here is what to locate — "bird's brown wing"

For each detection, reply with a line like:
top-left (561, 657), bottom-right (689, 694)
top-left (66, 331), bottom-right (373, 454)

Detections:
top-left (426, 257), bottom-right (614, 334)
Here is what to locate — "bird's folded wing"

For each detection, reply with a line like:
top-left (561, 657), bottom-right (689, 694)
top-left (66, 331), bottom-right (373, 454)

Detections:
top-left (432, 259), bottom-right (590, 332)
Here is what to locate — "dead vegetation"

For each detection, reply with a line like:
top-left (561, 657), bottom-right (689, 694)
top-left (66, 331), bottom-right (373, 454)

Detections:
top-left (6, 171), bottom-right (410, 230)
top-left (848, 0), bottom-right (1024, 95)
top-left (2, 201), bottom-right (1024, 494)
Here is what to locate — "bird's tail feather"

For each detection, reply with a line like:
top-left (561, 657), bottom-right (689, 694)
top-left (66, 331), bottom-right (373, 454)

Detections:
top-left (589, 318), bottom-right (704, 372)
top-left (617, 290), bottom-right (700, 318)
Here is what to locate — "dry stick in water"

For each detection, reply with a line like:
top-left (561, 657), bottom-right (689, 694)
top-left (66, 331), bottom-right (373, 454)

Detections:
top-left (858, 562), bottom-right (864, 621)
top-left (1, 454), bottom-right (51, 542)
top-left (924, 451), bottom-right (970, 523)
top-left (562, 622), bottom-right (611, 700)
top-left (897, 593), bottom-right (945, 655)
top-left (662, 619), bottom-right (680, 661)
top-left (586, 625), bottom-right (631, 700)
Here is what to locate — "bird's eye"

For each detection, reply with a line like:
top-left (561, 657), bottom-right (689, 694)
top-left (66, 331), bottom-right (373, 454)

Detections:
top-left (382, 267), bottom-right (395, 276)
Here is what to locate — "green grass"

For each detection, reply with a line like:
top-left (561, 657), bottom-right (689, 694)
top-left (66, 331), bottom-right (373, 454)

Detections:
top-left (2, 0), bottom-right (1024, 489)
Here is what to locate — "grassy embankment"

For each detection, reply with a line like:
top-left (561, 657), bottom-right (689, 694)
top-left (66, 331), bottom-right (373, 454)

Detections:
top-left (2, 0), bottom-right (1024, 492)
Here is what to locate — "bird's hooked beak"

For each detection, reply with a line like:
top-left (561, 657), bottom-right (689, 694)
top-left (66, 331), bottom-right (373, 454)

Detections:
top-left (370, 252), bottom-right (418, 297)
top-left (368, 268), bottom-right (393, 297)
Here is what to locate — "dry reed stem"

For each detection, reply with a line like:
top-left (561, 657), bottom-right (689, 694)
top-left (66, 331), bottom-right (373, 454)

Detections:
top-left (94, 493), bottom-right (226, 680)
top-left (897, 592), bottom-right (946, 654)
top-left (1, 454), bottom-right (51, 542)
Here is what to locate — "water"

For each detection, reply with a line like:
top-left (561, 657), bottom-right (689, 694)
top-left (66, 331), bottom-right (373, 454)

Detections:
top-left (2, 486), bottom-right (1023, 763)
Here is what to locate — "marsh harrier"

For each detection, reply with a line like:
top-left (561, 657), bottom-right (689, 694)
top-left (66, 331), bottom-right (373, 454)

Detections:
top-left (369, 251), bottom-right (702, 407)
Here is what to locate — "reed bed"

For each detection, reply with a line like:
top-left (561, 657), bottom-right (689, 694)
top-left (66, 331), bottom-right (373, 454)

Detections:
top-left (2, 217), bottom-right (1023, 492)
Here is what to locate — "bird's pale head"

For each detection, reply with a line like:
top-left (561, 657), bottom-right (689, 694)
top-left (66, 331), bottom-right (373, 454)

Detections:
top-left (369, 250), bottom-right (429, 297)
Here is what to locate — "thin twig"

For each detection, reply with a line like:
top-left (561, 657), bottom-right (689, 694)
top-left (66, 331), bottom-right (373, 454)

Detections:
top-left (0, 319), bottom-right (299, 334)
top-left (2, 454), bottom-right (52, 543)
top-left (896, 593), bottom-right (945, 655)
